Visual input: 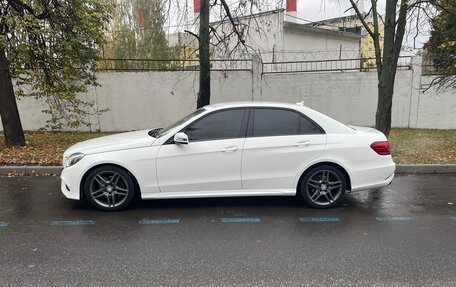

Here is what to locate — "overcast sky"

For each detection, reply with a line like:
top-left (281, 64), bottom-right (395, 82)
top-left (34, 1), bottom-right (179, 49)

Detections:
top-left (296, 0), bottom-right (385, 22)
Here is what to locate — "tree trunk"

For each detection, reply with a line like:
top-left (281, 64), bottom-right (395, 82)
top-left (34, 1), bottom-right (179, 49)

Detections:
top-left (197, 0), bottom-right (210, 108)
top-left (374, 0), bottom-right (397, 138)
top-left (374, 0), bottom-right (408, 138)
top-left (375, 72), bottom-right (395, 137)
top-left (0, 47), bottom-right (26, 147)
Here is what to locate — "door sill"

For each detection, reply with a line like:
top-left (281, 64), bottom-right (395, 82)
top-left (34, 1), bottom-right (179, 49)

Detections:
top-left (141, 189), bottom-right (296, 200)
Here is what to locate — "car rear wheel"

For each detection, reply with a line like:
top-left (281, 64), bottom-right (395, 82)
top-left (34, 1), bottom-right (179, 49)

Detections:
top-left (83, 166), bottom-right (136, 211)
top-left (300, 165), bottom-right (346, 208)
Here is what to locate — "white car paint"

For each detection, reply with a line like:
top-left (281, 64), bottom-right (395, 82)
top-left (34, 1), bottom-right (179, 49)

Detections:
top-left (156, 138), bottom-right (245, 192)
top-left (242, 134), bottom-right (327, 189)
top-left (61, 102), bottom-right (395, 205)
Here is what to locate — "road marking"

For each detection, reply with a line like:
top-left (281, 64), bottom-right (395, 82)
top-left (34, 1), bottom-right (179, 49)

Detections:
top-left (51, 220), bottom-right (96, 226)
top-left (299, 217), bottom-right (341, 222)
top-left (138, 219), bottom-right (180, 224)
top-left (376, 216), bottom-right (416, 221)
top-left (450, 216), bottom-right (456, 221)
top-left (221, 217), bottom-right (261, 223)
top-left (0, 222), bottom-right (9, 227)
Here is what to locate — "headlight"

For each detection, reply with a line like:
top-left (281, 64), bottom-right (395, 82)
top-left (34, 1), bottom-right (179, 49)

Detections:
top-left (65, 153), bottom-right (85, 168)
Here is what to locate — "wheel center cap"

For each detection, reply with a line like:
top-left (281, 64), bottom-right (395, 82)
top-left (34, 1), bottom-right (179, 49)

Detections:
top-left (107, 186), bottom-right (113, 192)
top-left (321, 184), bottom-right (327, 191)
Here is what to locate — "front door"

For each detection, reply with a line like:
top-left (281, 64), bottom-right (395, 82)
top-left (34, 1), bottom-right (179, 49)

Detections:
top-left (157, 108), bottom-right (248, 193)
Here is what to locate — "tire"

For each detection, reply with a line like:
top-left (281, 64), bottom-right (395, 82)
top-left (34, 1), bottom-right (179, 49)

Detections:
top-left (299, 165), bottom-right (347, 209)
top-left (83, 165), bottom-right (136, 211)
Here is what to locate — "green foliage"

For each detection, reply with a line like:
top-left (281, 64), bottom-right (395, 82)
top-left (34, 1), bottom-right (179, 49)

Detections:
top-left (103, 0), bottom-right (180, 70)
top-left (0, 0), bottom-right (111, 130)
top-left (430, 1), bottom-right (456, 81)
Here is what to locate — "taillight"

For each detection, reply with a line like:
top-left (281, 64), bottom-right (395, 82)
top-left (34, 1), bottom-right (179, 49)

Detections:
top-left (370, 141), bottom-right (390, 155)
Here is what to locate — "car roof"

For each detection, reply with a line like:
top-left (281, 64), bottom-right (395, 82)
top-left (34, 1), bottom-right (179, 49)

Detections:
top-left (203, 101), bottom-right (355, 134)
top-left (204, 101), bottom-right (306, 111)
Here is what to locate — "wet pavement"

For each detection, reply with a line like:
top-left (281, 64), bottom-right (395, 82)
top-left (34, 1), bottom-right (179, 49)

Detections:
top-left (0, 174), bottom-right (455, 286)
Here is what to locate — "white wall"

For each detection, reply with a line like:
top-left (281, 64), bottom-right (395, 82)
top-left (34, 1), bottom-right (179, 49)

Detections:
top-left (6, 71), bottom-right (253, 132)
top-left (212, 10), bottom-right (284, 58)
top-left (412, 76), bottom-right (456, 129)
top-left (260, 70), bottom-right (412, 127)
top-left (2, 58), bottom-right (456, 131)
top-left (283, 26), bottom-right (360, 56)
top-left (212, 10), bottom-right (361, 63)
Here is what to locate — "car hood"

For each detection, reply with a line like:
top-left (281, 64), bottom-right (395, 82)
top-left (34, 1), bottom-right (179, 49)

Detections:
top-left (64, 129), bottom-right (155, 157)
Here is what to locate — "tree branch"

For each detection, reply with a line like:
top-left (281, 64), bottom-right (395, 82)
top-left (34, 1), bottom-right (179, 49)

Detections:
top-left (348, 0), bottom-right (375, 38)
top-left (370, 0), bottom-right (382, 74)
top-left (7, 0), bottom-right (49, 20)
top-left (184, 29), bottom-right (199, 41)
top-left (393, 0), bottom-right (409, 62)
top-left (219, 0), bottom-right (245, 44)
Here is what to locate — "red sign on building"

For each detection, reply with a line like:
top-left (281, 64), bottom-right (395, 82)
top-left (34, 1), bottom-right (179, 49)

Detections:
top-left (286, 0), bottom-right (297, 12)
top-left (194, 0), bottom-right (200, 13)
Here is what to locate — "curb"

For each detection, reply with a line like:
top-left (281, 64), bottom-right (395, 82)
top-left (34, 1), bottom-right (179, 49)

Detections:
top-left (1, 164), bottom-right (456, 176)
top-left (395, 164), bottom-right (456, 174)
top-left (0, 166), bottom-right (62, 176)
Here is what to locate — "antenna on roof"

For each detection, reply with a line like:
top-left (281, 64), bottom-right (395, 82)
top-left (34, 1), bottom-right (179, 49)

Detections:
top-left (296, 101), bottom-right (305, 106)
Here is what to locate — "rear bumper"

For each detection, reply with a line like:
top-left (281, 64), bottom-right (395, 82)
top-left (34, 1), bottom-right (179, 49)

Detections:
top-left (351, 162), bottom-right (396, 192)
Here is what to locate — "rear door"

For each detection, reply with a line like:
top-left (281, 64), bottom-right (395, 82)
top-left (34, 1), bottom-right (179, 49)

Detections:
top-left (241, 108), bottom-right (327, 190)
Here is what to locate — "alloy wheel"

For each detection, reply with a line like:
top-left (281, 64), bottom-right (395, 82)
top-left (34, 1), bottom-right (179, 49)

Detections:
top-left (306, 169), bottom-right (343, 206)
top-left (89, 171), bottom-right (130, 208)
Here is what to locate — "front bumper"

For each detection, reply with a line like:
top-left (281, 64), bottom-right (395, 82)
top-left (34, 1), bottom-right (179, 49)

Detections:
top-left (60, 166), bottom-right (84, 200)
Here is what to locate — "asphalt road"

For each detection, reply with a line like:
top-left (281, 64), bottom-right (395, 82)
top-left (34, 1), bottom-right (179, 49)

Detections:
top-left (0, 174), bottom-right (455, 287)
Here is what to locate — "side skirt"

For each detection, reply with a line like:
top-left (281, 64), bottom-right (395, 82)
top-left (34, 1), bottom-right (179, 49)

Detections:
top-left (141, 189), bottom-right (296, 200)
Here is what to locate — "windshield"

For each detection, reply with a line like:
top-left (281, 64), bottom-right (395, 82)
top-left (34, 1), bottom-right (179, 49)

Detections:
top-left (155, 108), bottom-right (206, 138)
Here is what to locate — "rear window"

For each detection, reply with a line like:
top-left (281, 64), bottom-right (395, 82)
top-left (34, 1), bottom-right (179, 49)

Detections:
top-left (252, 108), bottom-right (323, 137)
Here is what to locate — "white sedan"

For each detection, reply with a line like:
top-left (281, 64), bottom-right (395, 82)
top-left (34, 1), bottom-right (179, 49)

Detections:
top-left (61, 102), bottom-right (395, 211)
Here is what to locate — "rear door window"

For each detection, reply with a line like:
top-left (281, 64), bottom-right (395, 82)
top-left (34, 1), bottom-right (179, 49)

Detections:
top-left (252, 108), bottom-right (299, 137)
top-left (251, 108), bottom-right (323, 137)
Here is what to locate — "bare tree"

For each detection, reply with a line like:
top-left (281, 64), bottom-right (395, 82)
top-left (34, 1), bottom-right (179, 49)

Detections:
top-left (171, 0), bottom-right (272, 108)
top-left (347, 0), bottom-right (439, 137)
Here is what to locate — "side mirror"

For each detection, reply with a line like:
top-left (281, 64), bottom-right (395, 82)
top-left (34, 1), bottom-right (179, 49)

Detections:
top-left (174, 132), bottom-right (189, 144)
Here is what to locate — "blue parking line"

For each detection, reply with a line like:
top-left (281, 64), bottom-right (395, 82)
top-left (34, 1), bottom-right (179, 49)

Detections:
top-left (450, 216), bottom-right (456, 221)
top-left (51, 220), bottom-right (96, 226)
top-left (221, 217), bottom-right (261, 223)
top-left (0, 222), bottom-right (9, 227)
top-left (376, 216), bottom-right (416, 221)
top-left (299, 217), bottom-right (341, 222)
top-left (138, 219), bottom-right (180, 224)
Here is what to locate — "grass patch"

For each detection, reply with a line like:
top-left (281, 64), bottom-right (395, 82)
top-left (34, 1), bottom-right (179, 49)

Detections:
top-left (0, 131), bottom-right (112, 166)
top-left (1, 128), bottom-right (456, 166)
top-left (389, 128), bottom-right (456, 164)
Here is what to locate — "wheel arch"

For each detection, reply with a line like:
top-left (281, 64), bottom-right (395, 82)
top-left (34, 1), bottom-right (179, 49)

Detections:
top-left (79, 163), bottom-right (141, 200)
top-left (296, 161), bottom-right (352, 193)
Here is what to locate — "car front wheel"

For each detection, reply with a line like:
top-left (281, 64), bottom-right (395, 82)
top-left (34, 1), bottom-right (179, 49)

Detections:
top-left (300, 165), bottom-right (347, 208)
top-left (83, 165), bottom-right (136, 211)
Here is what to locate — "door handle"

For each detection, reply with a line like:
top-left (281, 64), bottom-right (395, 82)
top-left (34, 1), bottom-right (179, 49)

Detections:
top-left (294, 141), bottom-right (311, 147)
top-left (222, 146), bottom-right (238, 153)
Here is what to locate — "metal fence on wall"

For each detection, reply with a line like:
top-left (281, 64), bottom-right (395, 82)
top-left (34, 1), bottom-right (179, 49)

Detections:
top-left (262, 56), bottom-right (413, 74)
top-left (97, 58), bottom-right (252, 72)
top-left (97, 56), bottom-right (415, 74)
